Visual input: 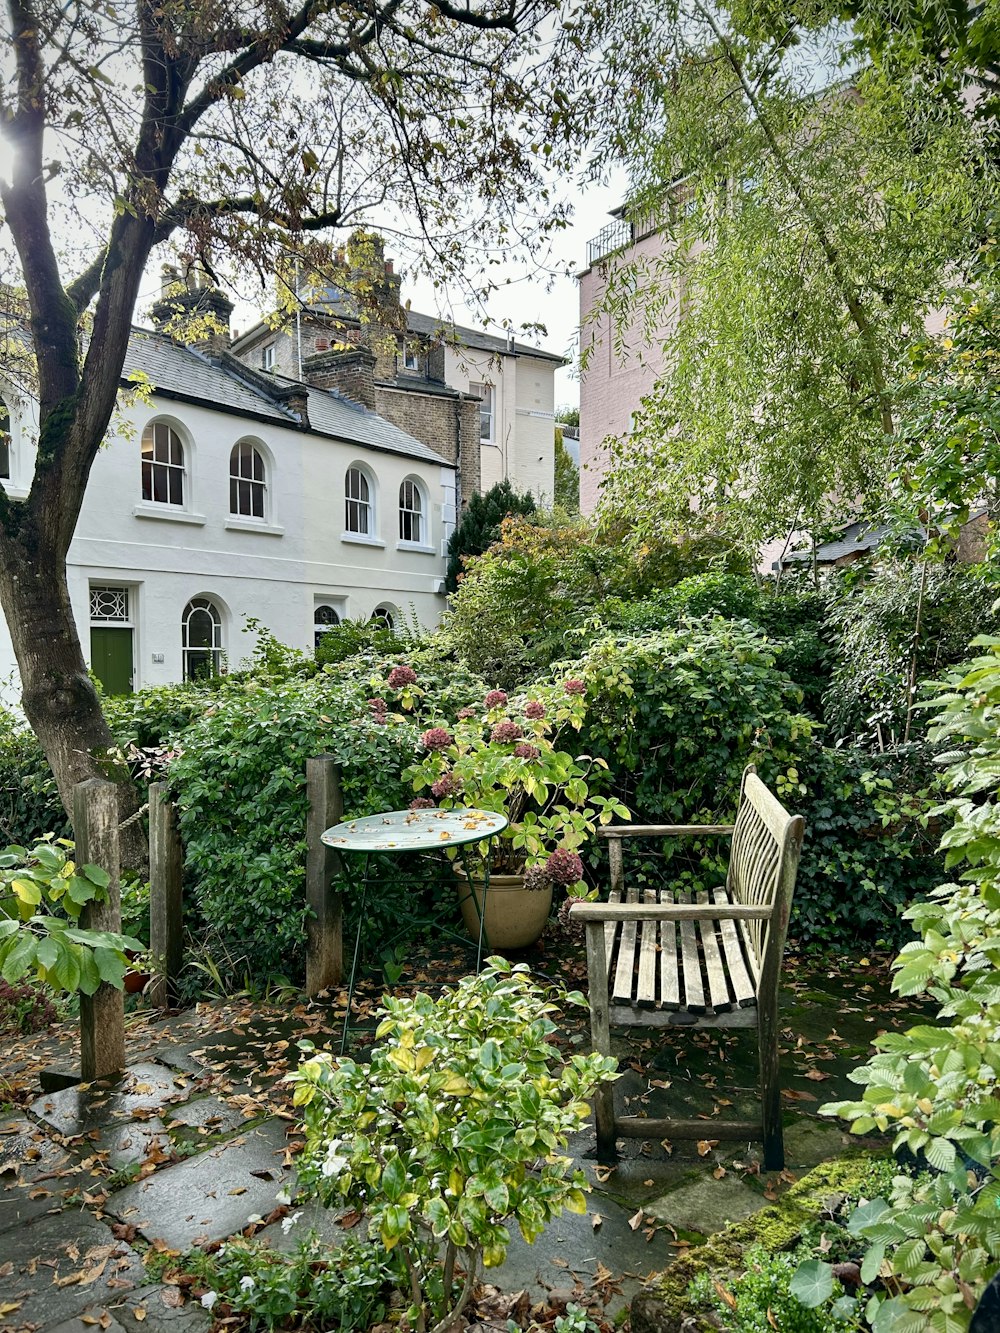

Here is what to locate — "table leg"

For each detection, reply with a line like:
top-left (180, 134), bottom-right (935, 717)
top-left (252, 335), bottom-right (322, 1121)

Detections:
top-left (340, 852), bottom-right (371, 1057)
top-left (475, 845), bottom-right (492, 972)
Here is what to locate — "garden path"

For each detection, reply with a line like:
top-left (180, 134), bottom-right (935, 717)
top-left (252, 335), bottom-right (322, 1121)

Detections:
top-left (0, 944), bottom-right (925, 1333)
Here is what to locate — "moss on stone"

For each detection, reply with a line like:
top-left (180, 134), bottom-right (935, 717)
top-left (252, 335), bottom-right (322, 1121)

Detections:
top-left (630, 1150), bottom-right (885, 1333)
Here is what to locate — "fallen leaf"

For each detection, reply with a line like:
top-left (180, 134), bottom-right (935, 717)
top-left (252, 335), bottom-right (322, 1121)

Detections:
top-left (697, 1140), bottom-right (719, 1156)
top-left (713, 1166), bottom-right (727, 1180)
top-left (228, 1187), bottom-right (247, 1196)
top-left (0, 1302), bottom-right (22, 1317)
top-left (628, 1209), bottom-right (643, 1231)
top-left (134, 1310), bottom-right (147, 1323)
top-left (713, 1281), bottom-right (737, 1312)
top-left (591, 1214), bottom-right (603, 1230)
top-left (804, 1069), bottom-right (831, 1082)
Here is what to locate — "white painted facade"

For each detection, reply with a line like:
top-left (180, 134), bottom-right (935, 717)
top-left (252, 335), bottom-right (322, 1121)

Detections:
top-left (0, 336), bottom-right (454, 701)
top-left (443, 346), bottom-right (557, 502)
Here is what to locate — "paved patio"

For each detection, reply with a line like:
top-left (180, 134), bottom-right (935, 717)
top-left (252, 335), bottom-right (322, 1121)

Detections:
top-left (0, 944), bottom-right (924, 1333)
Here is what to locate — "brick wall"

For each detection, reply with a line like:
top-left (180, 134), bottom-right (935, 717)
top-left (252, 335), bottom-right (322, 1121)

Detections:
top-left (304, 348), bottom-right (377, 411)
top-left (376, 386), bottom-right (480, 509)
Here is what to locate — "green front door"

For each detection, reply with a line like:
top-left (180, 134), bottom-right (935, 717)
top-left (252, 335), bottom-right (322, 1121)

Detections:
top-left (90, 627), bottom-right (133, 695)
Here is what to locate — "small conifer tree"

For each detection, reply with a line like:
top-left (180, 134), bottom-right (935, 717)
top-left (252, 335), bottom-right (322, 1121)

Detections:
top-left (445, 480), bottom-right (537, 592)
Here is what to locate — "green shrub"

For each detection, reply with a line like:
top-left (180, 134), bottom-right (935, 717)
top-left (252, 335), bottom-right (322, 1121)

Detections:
top-left (167, 673), bottom-right (420, 979)
top-left (816, 636), bottom-right (1000, 1328)
top-left (314, 617), bottom-right (411, 668)
top-left (0, 711), bottom-right (66, 845)
top-left (444, 478), bottom-right (537, 593)
top-left (185, 1231), bottom-right (397, 1332)
top-left (823, 559), bottom-right (998, 747)
top-left (690, 1244), bottom-right (860, 1331)
top-left (793, 743), bottom-right (942, 948)
top-left (291, 959), bottom-right (617, 1333)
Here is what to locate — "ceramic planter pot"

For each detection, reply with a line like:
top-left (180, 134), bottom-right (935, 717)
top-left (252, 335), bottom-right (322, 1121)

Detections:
top-left (455, 869), bottom-right (553, 950)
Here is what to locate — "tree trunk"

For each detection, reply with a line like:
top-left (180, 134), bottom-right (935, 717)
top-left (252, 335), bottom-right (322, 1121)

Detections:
top-left (0, 528), bottom-right (146, 870)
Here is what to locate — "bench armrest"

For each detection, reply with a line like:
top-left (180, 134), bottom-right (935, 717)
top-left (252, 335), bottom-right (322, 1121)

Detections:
top-left (570, 901), bottom-right (772, 922)
top-left (599, 824), bottom-right (735, 839)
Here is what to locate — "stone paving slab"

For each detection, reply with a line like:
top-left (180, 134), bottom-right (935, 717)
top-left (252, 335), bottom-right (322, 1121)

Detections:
top-left (0, 1118), bottom-right (78, 1235)
top-left (160, 1097), bottom-right (248, 1141)
top-left (30, 1066), bottom-right (189, 1139)
top-left (645, 1171), bottom-right (764, 1236)
top-left (105, 1119), bottom-right (293, 1252)
top-left (490, 1187), bottom-right (673, 1314)
top-left (0, 1207), bottom-right (145, 1331)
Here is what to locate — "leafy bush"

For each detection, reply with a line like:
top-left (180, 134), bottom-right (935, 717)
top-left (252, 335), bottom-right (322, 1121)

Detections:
top-left (570, 621), bottom-right (814, 824)
top-left (793, 743), bottom-right (942, 948)
top-left (690, 1244), bottom-right (860, 1331)
top-left (823, 560), bottom-right (998, 747)
top-left (0, 976), bottom-right (58, 1035)
top-left (444, 478), bottom-right (537, 593)
top-left (167, 673), bottom-right (420, 978)
top-left (186, 1231), bottom-right (397, 1332)
top-left (0, 838), bottom-right (142, 995)
top-left (291, 959), bottom-right (617, 1333)
top-left (314, 617), bottom-right (411, 668)
top-left (815, 637), bottom-right (1000, 1328)
top-left (0, 712), bottom-right (66, 845)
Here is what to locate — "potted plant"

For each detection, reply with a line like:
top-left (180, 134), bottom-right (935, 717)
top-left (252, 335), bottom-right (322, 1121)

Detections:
top-left (373, 668), bottom-right (630, 948)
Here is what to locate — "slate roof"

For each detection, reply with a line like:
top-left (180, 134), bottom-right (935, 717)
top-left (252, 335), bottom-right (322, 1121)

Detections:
top-left (403, 310), bottom-right (567, 365)
top-left (124, 329), bottom-right (452, 468)
top-left (780, 520), bottom-right (890, 565)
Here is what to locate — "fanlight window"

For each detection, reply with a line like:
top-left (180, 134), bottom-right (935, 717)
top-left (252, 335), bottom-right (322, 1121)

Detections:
top-left (230, 442), bottom-right (266, 519)
top-left (314, 603), bottom-right (340, 649)
top-left (142, 422), bottom-right (185, 506)
top-left (371, 606), bottom-right (395, 630)
top-left (345, 467), bottom-right (372, 535)
top-left (399, 480), bottom-right (423, 543)
top-left (182, 597), bottom-right (222, 681)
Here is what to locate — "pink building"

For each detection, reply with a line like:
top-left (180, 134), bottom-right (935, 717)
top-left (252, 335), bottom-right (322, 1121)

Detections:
top-left (577, 212), bottom-right (675, 514)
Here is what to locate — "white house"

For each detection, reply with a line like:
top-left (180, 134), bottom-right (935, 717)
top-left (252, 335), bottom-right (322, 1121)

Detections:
top-left (0, 324), bottom-right (455, 697)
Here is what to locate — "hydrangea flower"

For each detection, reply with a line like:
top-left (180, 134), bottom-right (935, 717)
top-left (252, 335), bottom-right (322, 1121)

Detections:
top-left (490, 720), bottom-right (524, 744)
top-left (421, 727), bottom-right (453, 751)
top-left (432, 772), bottom-right (460, 798)
top-left (388, 665), bottom-right (417, 689)
top-left (563, 678), bottom-right (586, 696)
top-left (545, 848), bottom-right (585, 886)
top-left (524, 700), bottom-right (546, 719)
top-left (513, 742), bottom-right (540, 760)
top-left (523, 863), bottom-right (551, 892)
top-left (367, 696), bottom-right (387, 713)
top-left (409, 796), bottom-right (435, 810)
top-left (484, 689), bottom-right (508, 709)
top-left (456, 706), bottom-right (477, 720)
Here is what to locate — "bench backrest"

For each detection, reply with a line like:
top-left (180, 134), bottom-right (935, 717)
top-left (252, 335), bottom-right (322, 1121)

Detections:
top-left (729, 766), bottom-right (805, 978)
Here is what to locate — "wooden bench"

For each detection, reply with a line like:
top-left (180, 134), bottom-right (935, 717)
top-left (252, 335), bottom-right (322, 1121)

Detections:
top-left (571, 765), bottom-right (805, 1170)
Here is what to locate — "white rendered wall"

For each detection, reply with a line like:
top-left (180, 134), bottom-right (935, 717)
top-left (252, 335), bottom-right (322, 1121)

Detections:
top-left (442, 346), bottom-right (556, 502)
top-left (0, 387), bottom-right (450, 698)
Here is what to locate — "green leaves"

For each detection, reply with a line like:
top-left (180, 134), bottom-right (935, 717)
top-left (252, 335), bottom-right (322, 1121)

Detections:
top-left (291, 962), bottom-right (618, 1332)
top-left (0, 839), bottom-right (137, 996)
top-left (789, 1259), bottom-right (834, 1308)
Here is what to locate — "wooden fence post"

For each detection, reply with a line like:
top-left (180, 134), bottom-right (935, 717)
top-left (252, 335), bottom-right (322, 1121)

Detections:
top-left (306, 756), bottom-right (344, 996)
top-left (74, 779), bottom-right (125, 1081)
top-left (148, 782), bottom-right (183, 1009)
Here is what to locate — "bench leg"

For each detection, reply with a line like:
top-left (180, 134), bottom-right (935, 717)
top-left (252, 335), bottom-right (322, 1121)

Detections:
top-left (758, 1004), bottom-right (783, 1172)
top-left (584, 921), bottom-right (618, 1162)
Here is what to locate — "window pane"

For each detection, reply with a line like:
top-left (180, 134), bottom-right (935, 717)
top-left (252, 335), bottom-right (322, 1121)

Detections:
top-left (230, 477), bottom-right (239, 513)
top-left (188, 608), bottom-right (214, 649)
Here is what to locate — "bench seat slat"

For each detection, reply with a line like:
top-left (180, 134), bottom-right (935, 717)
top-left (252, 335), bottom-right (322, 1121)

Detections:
top-left (711, 886), bottom-right (757, 1005)
top-left (636, 889), bottom-right (658, 1006)
top-left (677, 892), bottom-right (706, 1014)
top-left (696, 891), bottom-right (732, 1012)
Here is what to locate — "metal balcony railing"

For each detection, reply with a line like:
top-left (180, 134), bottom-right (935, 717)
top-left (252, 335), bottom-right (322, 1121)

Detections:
top-left (585, 211), bottom-right (661, 266)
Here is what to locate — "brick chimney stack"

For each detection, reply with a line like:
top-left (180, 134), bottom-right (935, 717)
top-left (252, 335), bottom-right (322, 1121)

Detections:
top-left (150, 263), bottom-right (233, 359)
top-left (303, 347), bottom-right (377, 411)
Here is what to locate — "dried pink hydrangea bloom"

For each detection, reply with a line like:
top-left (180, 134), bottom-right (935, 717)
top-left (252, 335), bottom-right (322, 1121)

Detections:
top-left (524, 700), bottom-right (546, 720)
top-left (490, 720), bottom-right (524, 744)
top-left (409, 797), bottom-right (435, 810)
top-left (484, 689), bottom-right (508, 709)
top-left (431, 772), bottom-right (460, 798)
top-left (563, 678), bottom-right (586, 696)
top-left (420, 727), bottom-right (453, 751)
top-left (513, 742), bottom-right (540, 760)
top-left (387, 665), bottom-right (417, 688)
top-left (545, 848), bottom-right (585, 886)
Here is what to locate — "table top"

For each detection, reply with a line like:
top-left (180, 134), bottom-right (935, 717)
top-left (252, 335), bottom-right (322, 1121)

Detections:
top-left (321, 806), bottom-right (509, 854)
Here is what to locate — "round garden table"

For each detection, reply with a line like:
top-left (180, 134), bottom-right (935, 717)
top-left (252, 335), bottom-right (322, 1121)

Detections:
top-left (321, 806), bottom-right (508, 1052)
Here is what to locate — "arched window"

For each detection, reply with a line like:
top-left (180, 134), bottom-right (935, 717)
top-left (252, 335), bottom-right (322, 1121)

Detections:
top-left (399, 479), bottom-right (423, 543)
top-left (371, 605), bottom-right (395, 630)
top-left (345, 466), bottom-right (372, 535)
top-left (182, 597), bottom-right (223, 681)
top-left (0, 402), bottom-right (10, 480)
top-left (142, 422), bottom-right (185, 506)
top-left (314, 603), bottom-right (340, 649)
top-left (230, 441), bottom-right (266, 519)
